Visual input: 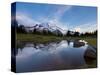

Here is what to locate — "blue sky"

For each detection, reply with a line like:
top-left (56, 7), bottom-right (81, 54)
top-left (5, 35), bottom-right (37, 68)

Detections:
top-left (15, 2), bottom-right (97, 33)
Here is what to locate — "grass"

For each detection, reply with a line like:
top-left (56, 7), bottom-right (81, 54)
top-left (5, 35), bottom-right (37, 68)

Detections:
top-left (16, 33), bottom-right (63, 43)
top-left (16, 33), bottom-right (97, 48)
top-left (83, 38), bottom-right (97, 48)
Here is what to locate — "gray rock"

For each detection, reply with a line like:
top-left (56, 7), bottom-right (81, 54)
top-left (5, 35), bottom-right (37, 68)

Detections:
top-left (73, 41), bottom-right (85, 47)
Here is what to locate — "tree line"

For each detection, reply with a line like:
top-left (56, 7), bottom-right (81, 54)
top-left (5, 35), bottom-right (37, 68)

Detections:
top-left (12, 21), bottom-right (97, 37)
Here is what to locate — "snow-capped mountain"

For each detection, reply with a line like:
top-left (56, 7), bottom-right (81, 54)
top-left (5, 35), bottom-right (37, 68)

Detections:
top-left (23, 22), bottom-right (67, 35)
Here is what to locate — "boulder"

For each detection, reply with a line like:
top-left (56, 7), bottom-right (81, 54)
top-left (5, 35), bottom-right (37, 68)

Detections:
top-left (73, 41), bottom-right (85, 47)
top-left (84, 47), bottom-right (96, 59)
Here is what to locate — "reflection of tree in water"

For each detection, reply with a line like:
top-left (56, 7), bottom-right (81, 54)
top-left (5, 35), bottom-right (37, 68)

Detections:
top-left (15, 40), bottom-right (87, 56)
top-left (15, 41), bottom-right (62, 55)
top-left (34, 41), bottom-right (60, 51)
top-left (67, 40), bottom-right (70, 45)
top-left (13, 41), bottom-right (26, 56)
top-left (34, 43), bottom-right (40, 49)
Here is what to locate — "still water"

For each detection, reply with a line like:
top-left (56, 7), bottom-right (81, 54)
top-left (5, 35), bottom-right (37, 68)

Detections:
top-left (14, 40), bottom-right (96, 72)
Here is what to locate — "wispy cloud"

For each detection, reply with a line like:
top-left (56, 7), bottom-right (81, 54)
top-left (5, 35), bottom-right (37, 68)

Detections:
top-left (16, 12), bottom-right (39, 26)
top-left (36, 5), bottom-right (72, 31)
top-left (15, 5), bottom-right (97, 33)
top-left (40, 5), bottom-right (72, 21)
top-left (53, 5), bottom-right (72, 20)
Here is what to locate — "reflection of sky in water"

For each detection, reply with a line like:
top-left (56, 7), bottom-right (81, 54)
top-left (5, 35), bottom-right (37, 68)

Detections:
top-left (16, 40), bottom-right (89, 72)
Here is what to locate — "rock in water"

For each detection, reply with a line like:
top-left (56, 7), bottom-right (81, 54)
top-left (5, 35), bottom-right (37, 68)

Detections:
top-left (84, 47), bottom-right (96, 59)
top-left (73, 40), bottom-right (85, 47)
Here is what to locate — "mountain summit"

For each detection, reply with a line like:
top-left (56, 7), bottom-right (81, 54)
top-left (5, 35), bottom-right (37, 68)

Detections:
top-left (23, 22), bottom-right (67, 35)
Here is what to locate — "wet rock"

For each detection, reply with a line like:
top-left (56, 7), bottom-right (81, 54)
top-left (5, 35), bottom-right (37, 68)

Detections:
top-left (84, 47), bottom-right (96, 59)
top-left (84, 55), bottom-right (97, 68)
top-left (73, 41), bottom-right (85, 47)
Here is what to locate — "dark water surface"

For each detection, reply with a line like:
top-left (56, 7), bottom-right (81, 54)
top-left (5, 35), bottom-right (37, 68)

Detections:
top-left (14, 40), bottom-right (96, 72)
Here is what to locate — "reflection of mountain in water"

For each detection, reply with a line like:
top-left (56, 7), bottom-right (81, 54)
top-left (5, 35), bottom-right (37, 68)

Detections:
top-left (13, 40), bottom-right (97, 72)
top-left (15, 40), bottom-right (87, 56)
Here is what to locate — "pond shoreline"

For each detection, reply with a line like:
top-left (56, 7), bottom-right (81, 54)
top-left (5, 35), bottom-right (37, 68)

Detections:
top-left (17, 33), bottom-right (97, 49)
top-left (15, 40), bottom-right (97, 72)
